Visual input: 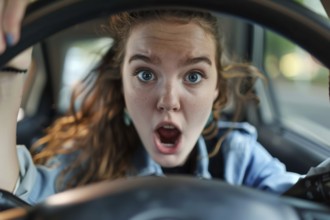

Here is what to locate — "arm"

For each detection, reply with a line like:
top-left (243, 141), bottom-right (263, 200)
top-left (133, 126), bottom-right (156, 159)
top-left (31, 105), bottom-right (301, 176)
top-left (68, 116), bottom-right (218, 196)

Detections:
top-left (0, 0), bottom-right (31, 192)
top-left (242, 140), bottom-right (301, 193)
top-left (0, 48), bottom-right (32, 192)
top-left (221, 124), bottom-right (301, 194)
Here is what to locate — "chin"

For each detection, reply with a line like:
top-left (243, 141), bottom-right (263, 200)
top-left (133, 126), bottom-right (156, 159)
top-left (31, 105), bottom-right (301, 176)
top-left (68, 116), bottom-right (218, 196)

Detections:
top-left (153, 154), bottom-right (185, 168)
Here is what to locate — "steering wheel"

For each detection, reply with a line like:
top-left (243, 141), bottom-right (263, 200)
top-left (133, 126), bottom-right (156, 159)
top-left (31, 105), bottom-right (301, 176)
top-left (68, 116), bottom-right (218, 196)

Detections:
top-left (0, 0), bottom-right (329, 219)
top-left (0, 190), bottom-right (30, 212)
top-left (26, 176), bottom-right (329, 220)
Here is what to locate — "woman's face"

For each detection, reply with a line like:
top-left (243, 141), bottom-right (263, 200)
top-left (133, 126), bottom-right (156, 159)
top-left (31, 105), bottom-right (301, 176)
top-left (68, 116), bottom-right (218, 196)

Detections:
top-left (122, 19), bottom-right (219, 167)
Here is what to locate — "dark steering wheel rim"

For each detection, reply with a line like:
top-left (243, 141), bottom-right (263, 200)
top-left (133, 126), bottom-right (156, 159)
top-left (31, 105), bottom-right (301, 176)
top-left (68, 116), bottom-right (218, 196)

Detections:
top-left (0, 0), bottom-right (329, 68)
top-left (27, 176), bottom-right (330, 220)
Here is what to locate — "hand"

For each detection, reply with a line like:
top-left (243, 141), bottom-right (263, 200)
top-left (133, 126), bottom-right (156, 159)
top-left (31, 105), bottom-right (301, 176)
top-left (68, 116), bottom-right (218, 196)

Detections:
top-left (0, 0), bottom-right (30, 53)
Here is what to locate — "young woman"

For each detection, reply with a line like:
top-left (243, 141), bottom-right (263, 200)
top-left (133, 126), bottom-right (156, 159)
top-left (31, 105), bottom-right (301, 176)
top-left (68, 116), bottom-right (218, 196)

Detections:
top-left (0, 3), bottom-right (300, 205)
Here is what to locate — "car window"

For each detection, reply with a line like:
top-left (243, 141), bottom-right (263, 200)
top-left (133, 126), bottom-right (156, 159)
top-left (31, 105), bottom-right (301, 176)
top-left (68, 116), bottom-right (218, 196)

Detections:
top-left (263, 29), bottom-right (330, 145)
top-left (294, 0), bottom-right (328, 17)
top-left (58, 38), bottom-right (112, 113)
top-left (261, 0), bottom-right (330, 146)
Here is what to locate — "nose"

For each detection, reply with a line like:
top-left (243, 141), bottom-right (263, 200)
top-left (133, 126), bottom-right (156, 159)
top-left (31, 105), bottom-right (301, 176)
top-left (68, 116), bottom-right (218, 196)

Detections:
top-left (156, 83), bottom-right (180, 112)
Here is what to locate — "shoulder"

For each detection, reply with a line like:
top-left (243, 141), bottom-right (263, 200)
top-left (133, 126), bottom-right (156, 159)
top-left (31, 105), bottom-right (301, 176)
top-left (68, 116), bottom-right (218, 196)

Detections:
top-left (216, 121), bottom-right (258, 154)
top-left (15, 145), bottom-right (76, 204)
top-left (218, 121), bottom-right (257, 141)
top-left (15, 145), bottom-right (59, 203)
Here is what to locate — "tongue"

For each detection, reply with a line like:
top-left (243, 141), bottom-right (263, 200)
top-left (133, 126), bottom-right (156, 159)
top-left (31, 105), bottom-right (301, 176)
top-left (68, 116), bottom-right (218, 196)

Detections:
top-left (157, 127), bottom-right (180, 144)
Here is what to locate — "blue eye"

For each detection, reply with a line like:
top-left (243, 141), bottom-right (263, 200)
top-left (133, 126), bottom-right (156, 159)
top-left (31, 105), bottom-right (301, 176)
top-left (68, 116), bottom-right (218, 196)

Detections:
top-left (185, 72), bottom-right (202, 84)
top-left (136, 70), bottom-right (155, 82)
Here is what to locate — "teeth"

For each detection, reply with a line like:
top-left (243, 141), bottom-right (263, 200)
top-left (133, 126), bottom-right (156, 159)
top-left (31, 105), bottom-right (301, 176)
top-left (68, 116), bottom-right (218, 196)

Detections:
top-left (163, 143), bottom-right (175, 148)
top-left (163, 125), bottom-right (175, 129)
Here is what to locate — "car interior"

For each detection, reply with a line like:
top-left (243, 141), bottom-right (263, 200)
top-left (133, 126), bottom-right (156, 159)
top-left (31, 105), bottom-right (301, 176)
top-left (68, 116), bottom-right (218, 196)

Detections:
top-left (16, 0), bottom-right (330, 174)
top-left (0, 0), bottom-right (329, 219)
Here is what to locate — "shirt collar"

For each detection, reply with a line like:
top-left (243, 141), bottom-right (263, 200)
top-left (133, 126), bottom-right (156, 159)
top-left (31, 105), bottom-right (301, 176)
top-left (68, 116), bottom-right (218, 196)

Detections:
top-left (128, 137), bottom-right (211, 179)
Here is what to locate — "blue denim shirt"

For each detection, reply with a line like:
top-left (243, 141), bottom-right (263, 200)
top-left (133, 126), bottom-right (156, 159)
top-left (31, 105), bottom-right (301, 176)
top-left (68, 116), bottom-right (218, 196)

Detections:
top-left (14, 122), bottom-right (301, 204)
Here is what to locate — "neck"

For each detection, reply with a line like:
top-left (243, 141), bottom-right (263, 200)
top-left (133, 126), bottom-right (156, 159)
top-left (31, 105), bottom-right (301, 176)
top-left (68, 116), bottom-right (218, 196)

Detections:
top-left (162, 147), bottom-right (197, 175)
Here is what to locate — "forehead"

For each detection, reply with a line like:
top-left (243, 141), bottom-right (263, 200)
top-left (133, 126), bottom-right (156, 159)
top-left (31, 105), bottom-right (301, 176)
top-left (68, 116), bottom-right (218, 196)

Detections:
top-left (125, 20), bottom-right (216, 60)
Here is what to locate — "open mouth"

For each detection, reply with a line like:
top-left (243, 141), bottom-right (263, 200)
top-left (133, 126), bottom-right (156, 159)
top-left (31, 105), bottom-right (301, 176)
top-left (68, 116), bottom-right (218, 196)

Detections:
top-left (154, 123), bottom-right (182, 154)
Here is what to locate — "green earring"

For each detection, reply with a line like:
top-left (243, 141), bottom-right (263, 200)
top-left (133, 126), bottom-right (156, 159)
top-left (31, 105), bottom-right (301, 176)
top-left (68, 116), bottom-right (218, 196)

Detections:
top-left (124, 108), bottom-right (131, 126)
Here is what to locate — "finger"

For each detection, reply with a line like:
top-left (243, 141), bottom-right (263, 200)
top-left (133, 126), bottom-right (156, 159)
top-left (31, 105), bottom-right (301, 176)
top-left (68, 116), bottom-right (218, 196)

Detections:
top-left (3, 0), bottom-right (29, 46)
top-left (0, 1), bottom-right (6, 53)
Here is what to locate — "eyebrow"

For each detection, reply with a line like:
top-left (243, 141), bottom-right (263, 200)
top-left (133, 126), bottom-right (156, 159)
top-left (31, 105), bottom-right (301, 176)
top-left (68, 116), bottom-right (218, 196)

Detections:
top-left (183, 56), bottom-right (212, 66)
top-left (128, 54), bottom-right (212, 66)
top-left (128, 54), bottom-right (161, 64)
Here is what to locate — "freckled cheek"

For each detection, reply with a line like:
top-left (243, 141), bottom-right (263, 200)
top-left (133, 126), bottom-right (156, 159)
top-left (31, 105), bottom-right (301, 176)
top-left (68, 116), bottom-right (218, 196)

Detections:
top-left (123, 76), bottom-right (150, 103)
top-left (124, 86), bottom-right (155, 119)
top-left (185, 93), bottom-right (214, 126)
top-left (191, 102), bottom-right (211, 122)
